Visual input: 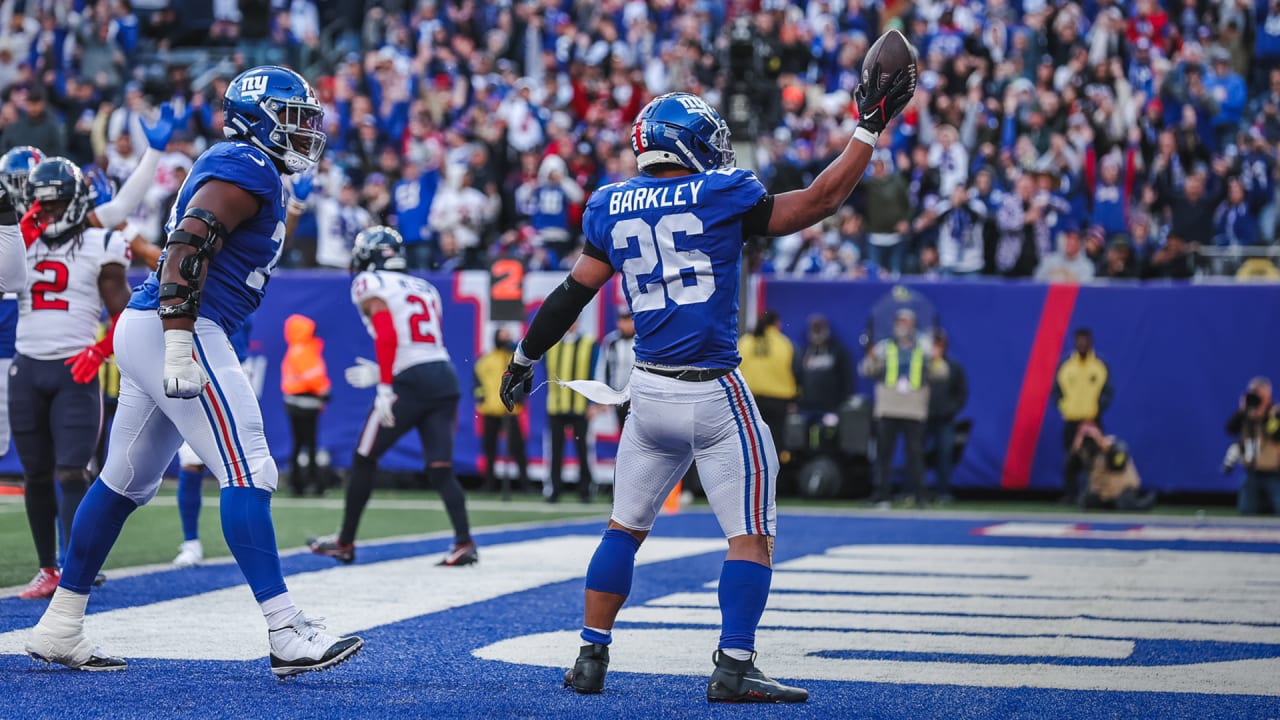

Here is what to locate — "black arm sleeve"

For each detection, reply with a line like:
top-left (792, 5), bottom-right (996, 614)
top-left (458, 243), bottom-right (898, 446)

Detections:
top-left (520, 275), bottom-right (599, 361)
top-left (741, 195), bottom-right (775, 239)
top-left (581, 239), bottom-right (611, 264)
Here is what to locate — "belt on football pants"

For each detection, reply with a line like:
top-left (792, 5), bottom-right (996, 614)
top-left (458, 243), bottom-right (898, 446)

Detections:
top-left (636, 365), bottom-right (735, 383)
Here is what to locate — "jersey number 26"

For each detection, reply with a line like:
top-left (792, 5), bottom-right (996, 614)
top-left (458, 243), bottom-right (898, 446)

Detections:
top-left (611, 212), bottom-right (713, 313)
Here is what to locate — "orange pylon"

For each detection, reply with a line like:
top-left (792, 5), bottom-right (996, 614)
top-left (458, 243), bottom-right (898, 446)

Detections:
top-left (662, 480), bottom-right (683, 514)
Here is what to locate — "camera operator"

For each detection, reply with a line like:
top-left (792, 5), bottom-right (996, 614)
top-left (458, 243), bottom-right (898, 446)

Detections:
top-left (1225, 378), bottom-right (1280, 515)
top-left (1073, 423), bottom-right (1156, 511)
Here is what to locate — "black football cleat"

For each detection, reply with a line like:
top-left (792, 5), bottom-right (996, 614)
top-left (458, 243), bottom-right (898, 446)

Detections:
top-left (706, 650), bottom-right (808, 703)
top-left (563, 643), bottom-right (609, 694)
top-left (436, 541), bottom-right (479, 567)
top-left (308, 535), bottom-right (355, 564)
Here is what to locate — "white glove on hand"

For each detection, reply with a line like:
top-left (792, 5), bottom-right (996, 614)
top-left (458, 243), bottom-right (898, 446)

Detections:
top-left (373, 383), bottom-right (397, 428)
top-left (163, 329), bottom-right (210, 399)
top-left (345, 357), bottom-right (380, 389)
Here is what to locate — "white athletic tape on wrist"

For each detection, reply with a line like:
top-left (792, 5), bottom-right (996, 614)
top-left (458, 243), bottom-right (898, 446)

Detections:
top-left (853, 126), bottom-right (880, 147)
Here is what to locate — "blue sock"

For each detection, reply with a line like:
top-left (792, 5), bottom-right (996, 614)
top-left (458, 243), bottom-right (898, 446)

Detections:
top-left (60, 482), bottom-right (138, 593)
top-left (177, 468), bottom-right (204, 542)
top-left (718, 560), bottom-right (772, 653)
top-left (585, 528), bottom-right (641, 596)
top-left (580, 529), bottom-right (642, 646)
top-left (54, 481), bottom-right (67, 567)
top-left (220, 487), bottom-right (287, 603)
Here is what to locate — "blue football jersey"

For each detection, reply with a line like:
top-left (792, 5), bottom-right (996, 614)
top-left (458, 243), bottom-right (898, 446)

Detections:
top-left (128, 141), bottom-right (286, 335)
top-left (0, 296), bottom-right (16, 359)
top-left (583, 168), bottom-right (767, 369)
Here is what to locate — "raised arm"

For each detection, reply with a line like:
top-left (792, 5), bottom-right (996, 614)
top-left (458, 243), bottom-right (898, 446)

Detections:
top-left (767, 66), bottom-right (915, 237)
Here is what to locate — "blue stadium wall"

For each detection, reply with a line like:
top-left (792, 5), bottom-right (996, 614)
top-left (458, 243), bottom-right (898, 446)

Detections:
top-left (3, 272), bottom-right (1275, 494)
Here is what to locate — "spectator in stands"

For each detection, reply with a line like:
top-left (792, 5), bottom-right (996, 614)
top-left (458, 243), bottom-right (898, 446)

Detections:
top-left (922, 184), bottom-right (987, 277)
top-left (1225, 377), bottom-right (1280, 515)
top-left (997, 175), bottom-right (1050, 278)
top-left (475, 328), bottom-right (530, 500)
top-left (429, 170), bottom-right (497, 269)
top-left (1169, 166), bottom-right (1228, 245)
top-left (393, 159), bottom-right (440, 270)
top-left (1144, 231), bottom-right (1198, 279)
top-left (738, 310), bottom-right (797, 461)
top-left (1098, 238), bottom-right (1139, 279)
top-left (315, 180), bottom-right (373, 270)
top-left (1206, 48), bottom-right (1247, 149)
top-left (860, 309), bottom-right (935, 508)
top-left (925, 330), bottom-right (967, 506)
top-left (543, 323), bottom-right (596, 504)
top-left (861, 152), bottom-right (911, 277)
top-left (1, 84), bottom-right (64, 155)
top-left (1036, 223), bottom-right (1096, 283)
top-left (1053, 328), bottom-right (1114, 504)
top-left (107, 82), bottom-right (151, 156)
top-left (1214, 176), bottom-right (1261, 247)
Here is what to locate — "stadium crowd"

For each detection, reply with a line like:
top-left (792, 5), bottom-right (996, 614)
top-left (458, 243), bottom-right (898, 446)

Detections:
top-left (0, 0), bottom-right (1277, 280)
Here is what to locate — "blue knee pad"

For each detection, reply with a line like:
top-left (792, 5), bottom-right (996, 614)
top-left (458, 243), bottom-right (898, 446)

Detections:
top-left (585, 528), bottom-right (641, 596)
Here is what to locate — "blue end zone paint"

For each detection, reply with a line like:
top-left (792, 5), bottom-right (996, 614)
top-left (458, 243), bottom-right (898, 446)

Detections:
top-left (1, 513), bottom-right (1279, 720)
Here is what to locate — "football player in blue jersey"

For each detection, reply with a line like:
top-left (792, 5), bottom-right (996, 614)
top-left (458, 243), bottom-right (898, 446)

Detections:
top-left (26, 66), bottom-right (363, 678)
top-left (500, 52), bottom-right (915, 701)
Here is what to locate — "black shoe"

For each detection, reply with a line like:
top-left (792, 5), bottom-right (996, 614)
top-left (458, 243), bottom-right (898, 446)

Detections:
top-left (437, 541), bottom-right (479, 567)
top-left (563, 643), bottom-right (609, 694)
top-left (706, 650), bottom-right (808, 703)
top-left (308, 535), bottom-right (356, 564)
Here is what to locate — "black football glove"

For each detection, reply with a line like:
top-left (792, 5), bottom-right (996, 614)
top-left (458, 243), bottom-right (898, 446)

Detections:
top-left (854, 63), bottom-right (917, 135)
top-left (499, 359), bottom-right (534, 412)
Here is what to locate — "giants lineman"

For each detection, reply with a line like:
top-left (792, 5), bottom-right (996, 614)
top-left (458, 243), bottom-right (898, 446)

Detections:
top-left (26, 66), bottom-right (362, 677)
top-left (309, 226), bottom-right (476, 567)
top-left (500, 60), bottom-right (915, 700)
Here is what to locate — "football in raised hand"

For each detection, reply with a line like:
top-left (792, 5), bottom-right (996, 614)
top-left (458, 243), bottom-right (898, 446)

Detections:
top-left (861, 29), bottom-right (918, 88)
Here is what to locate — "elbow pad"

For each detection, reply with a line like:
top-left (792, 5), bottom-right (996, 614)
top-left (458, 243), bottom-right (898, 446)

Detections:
top-left (157, 208), bottom-right (228, 321)
top-left (520, 276), bottom-right (597, 361)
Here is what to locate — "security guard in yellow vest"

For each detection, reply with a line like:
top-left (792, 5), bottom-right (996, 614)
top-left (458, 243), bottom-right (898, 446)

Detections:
top-left (738, 310), bottom-right (797, 457)
top-left (860, 309), bottom-right (943, 507)
top-left (1051, 328), bottom-right (1114, 503)
top-left (474, 328), bottom-right (529, 500)
top-left (544, 324), bottom-right (596, 503)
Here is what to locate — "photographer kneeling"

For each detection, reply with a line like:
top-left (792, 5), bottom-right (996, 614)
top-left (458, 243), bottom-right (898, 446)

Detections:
top-left (1225, 378), bottom-right (1280, 515)
top-left (1073, 423), bottom-right (1156, 511)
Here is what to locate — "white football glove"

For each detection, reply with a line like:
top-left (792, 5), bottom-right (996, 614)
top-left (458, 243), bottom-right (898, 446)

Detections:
top-left (373, 383), bottom-right (397, 428)
top-left (163, 329), bottom-right (210, 399)
top-left (345, 357), bottom-right (380, 389)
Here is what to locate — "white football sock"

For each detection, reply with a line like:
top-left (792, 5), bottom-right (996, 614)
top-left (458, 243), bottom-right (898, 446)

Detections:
top-left (260, 592), bottom-right (299, 631)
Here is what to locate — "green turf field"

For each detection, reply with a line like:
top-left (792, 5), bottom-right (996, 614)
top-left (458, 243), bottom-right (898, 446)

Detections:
top-left (0, 483), bottom-right (606, 589)
top-left (0, 482), bottom-right (1243, 589)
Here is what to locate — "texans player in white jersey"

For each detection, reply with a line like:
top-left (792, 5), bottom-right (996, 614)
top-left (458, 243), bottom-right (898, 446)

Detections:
top-left (308, 226), bottom-right (477, 567)
top-left (500, 48), bottom-right (915, 701)
top-left (26, 66), bottom-right (362, 677)
top-left (9, 159), bottom-right (130, 600)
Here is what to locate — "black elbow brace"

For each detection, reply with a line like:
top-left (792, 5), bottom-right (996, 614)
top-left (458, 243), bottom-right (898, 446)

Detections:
top-left (157, 208), bottom-right (227, 320)
top-left (520, 275), bottom-right (597, 360)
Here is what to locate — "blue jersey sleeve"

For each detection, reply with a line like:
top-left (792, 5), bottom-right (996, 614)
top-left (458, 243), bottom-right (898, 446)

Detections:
top-left (188, 143), bottom-right (281, 208)
top-left (708, 168), bottom-right (768, 218)
top-left (582, 182), bottom-right (623, 263)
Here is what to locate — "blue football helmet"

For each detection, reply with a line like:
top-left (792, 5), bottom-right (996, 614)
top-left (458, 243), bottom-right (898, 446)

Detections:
top-left (223, 65), bottom-right (326, 174)
top-left (26, 157), bottom-right (91, 246)
top-left (631, 92), bottom-right (735, 173)
top-left (350, 226), bottom-right (407, 274)
top-left (0, 145), bottom-right (45, 211)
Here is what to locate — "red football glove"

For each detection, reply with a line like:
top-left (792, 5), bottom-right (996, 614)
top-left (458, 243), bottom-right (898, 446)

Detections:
top-left (20, 200), bottom-right (45, 249)
top-left (65, 346), bottom-right (107, 384)
top-left (64, 314), bottom-right (119, 384)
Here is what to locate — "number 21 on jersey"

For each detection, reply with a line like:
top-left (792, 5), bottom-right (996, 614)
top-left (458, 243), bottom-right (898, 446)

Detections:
top-left (612, 211), bottom-right (714, 313)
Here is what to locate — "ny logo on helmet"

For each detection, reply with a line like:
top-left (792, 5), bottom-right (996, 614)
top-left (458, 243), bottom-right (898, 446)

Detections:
top-left (674, 95), bottom-right (720, 127)
top-left (239, 75), bottom-right (270, 102)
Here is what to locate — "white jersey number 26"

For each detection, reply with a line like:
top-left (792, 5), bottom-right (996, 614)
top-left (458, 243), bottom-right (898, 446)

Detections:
top-left (612, 212), bottom-right (714, 313)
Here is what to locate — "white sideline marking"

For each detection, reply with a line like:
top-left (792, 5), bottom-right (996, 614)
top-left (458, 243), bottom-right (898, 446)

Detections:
top-left (479, 629), bottom-right (1280, 696)
top-left (0, 536), bottom-right (725, 660)
top-left (480, 544), bottom-right (1280, 695)
top-left (618, 605), bottom-right (1280, 644)
top-left (978, 522), bottom-right (1280, 543)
